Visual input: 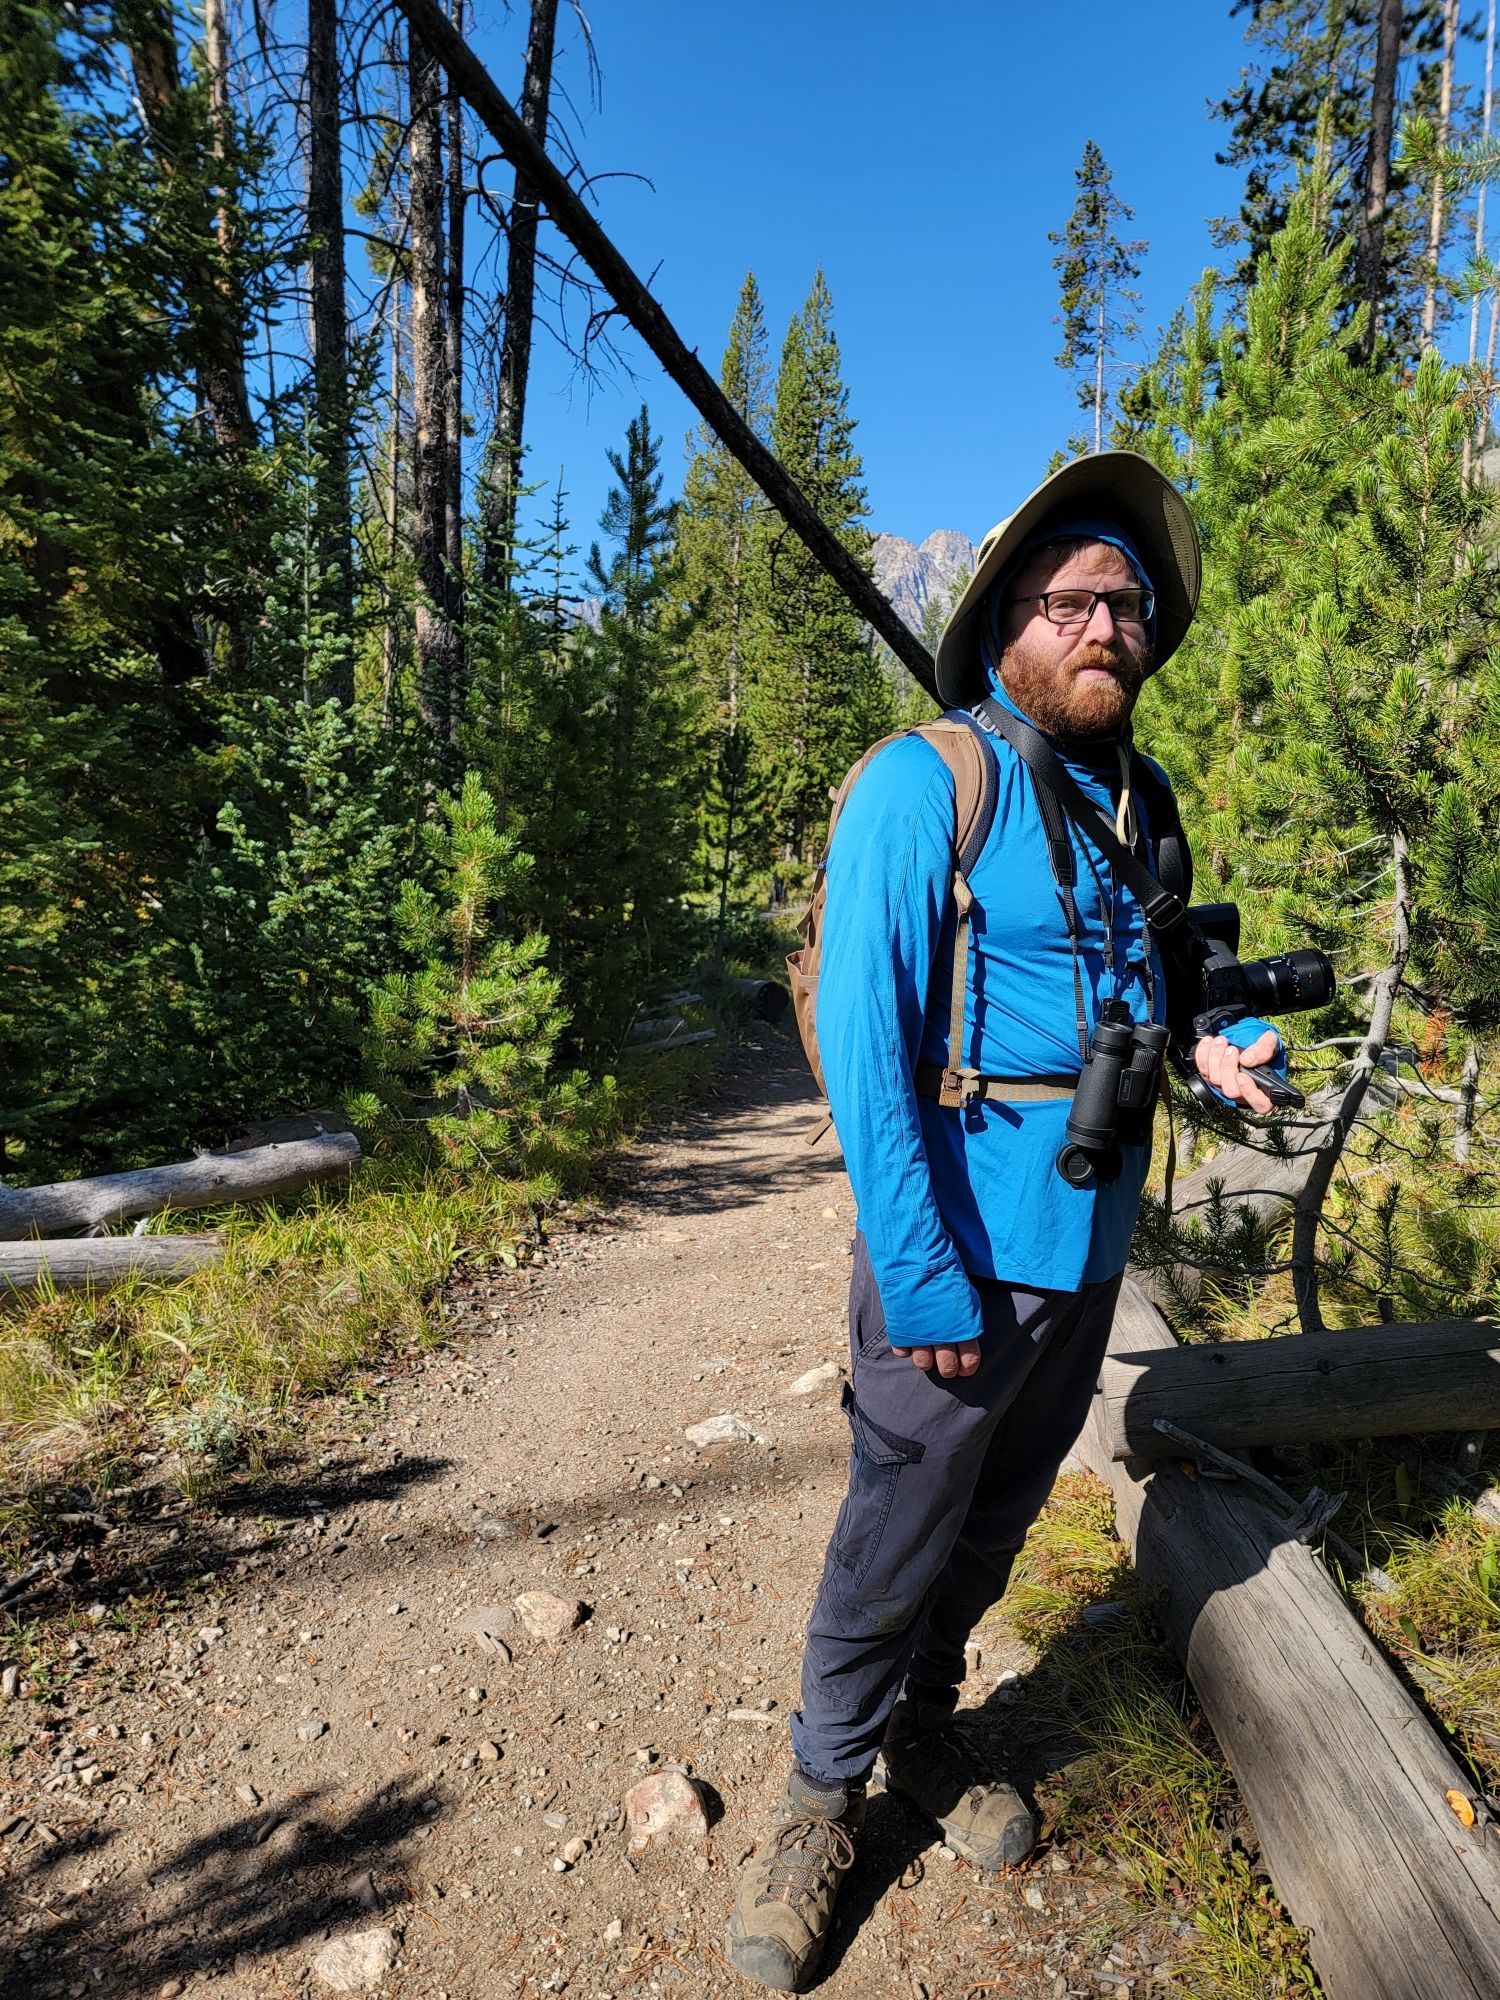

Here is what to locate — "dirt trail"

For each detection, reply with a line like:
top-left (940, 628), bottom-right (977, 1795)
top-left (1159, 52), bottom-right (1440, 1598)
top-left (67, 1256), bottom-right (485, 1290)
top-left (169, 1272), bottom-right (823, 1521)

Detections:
top-left (2, 1034), bottom-right (1164, 2000)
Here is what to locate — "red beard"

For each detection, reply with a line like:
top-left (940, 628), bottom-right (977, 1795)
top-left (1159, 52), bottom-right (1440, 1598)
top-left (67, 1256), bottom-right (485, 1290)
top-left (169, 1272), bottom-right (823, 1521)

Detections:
top-left (998, 635), bottom-right (1152, 741)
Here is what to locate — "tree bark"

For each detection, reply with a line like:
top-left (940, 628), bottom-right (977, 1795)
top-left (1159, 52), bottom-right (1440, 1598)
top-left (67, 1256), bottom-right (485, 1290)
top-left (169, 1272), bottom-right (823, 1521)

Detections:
top-left (408, 22), bottom-right (464, 746)
top-left (307, 0), bottom-right (355, 681)
top-left (1420, 0), bottom-right (1460, 352)
top-left (126, 0), bottom-right (253, 452)
top-left (1096, 1314), bottom-right (1500, 1461)
top-left (0, 1238), bottom-right (224, 1294)
top-left (444, 0), bottom-right (467, 669)
top-left (1292, 832), bottom-right (1412, 1332)
top-left (1356, 0), bottom-right (1404, 363)
top-left (387, 0), bottom-right (936, 697)
top-left (1074, 1282), bottom-right (1500, 2000)
top-left (0, 1133), bottom-right (359, 1241)
top-left (482, 0), bottom-right (559, 588)
top-left (382, 297), bottom-right (404, 727)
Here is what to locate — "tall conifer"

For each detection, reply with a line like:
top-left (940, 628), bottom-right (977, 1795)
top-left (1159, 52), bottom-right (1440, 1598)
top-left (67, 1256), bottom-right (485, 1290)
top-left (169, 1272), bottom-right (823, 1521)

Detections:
top-left (1050, 141), bottom-right (1147, 454)
top-left (747, 272), bottom-right (891, 867)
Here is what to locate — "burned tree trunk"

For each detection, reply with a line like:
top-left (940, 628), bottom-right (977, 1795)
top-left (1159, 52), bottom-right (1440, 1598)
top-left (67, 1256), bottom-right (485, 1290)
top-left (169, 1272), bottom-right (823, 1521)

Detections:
top-left (482, 0), bottom-right (559, 588)
top-left (307, 0), bottom-right (355, 678)
top-left (408, 21), bottom-right (464, 746)
top-left (444, 0), bottom-right (468, 656)
top-left (1357, 0), bottom-right (1404, 362)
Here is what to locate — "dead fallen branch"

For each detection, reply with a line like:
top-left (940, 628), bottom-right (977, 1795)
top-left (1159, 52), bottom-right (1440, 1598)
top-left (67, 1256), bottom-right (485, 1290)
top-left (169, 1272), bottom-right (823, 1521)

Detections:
top-left (0, 1131), bottom-right (360, 1241)
top-left (0, 1236), bottom-right (225, 1293)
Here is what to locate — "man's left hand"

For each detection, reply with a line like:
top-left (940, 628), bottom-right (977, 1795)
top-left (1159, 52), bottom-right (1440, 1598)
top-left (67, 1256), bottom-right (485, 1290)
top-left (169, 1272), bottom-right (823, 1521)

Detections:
top-left (909, 1341), bottom-right (981, 1378)
top-left (1194, 1027), bottom-right (1282, 1115)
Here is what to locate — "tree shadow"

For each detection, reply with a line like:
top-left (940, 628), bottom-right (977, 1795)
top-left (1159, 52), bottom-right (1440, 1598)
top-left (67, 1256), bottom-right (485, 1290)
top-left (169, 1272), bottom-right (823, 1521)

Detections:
top-left (1, 1774), bottom-right (438, 2000)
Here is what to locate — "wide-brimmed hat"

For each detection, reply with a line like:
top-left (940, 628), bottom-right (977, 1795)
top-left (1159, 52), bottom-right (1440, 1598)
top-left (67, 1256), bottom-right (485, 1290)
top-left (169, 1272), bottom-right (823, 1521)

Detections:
top-left (933, 451), bottom-right (1201, 707)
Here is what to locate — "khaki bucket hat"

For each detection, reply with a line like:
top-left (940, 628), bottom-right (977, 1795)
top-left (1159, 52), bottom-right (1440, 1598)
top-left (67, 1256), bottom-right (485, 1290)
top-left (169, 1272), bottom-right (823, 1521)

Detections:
top-left (933, 451), bottom-right (1201, 708)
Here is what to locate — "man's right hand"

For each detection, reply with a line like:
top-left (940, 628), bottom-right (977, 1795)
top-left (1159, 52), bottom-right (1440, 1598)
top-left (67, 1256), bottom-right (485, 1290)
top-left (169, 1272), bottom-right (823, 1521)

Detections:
top-left (909, 1340), bottom-right (981, 1379)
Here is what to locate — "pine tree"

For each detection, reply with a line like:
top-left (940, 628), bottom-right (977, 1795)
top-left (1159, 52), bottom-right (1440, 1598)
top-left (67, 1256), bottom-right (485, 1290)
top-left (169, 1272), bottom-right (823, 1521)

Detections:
top-left (1212, 0), bottom-right (1462, 350)
top-left (353, 771), bottom-right (564, 1170)
top-left (677, 273), bottom-right (774, 937)
top-left (746, 272), bottom-right (890, 867)
top-left (1049, 140), bottom-right (1148, 454)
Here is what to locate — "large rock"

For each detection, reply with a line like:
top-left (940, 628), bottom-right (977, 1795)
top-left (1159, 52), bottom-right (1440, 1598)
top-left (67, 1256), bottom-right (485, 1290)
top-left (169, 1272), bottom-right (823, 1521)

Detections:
top-left (313, 1926), bottom-right (397, 1991)
top-left (512, 1591), bottom-right (585, 1644)
top-left (786, 1361), bottom-right (841, 1397)
top-left (623, 1770), bottom-right (708, 1851)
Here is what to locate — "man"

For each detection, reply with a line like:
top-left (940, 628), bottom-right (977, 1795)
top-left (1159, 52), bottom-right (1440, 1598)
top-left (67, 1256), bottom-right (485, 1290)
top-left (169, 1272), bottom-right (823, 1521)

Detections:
top-left (727, 454), bottom-right (1282, 1993)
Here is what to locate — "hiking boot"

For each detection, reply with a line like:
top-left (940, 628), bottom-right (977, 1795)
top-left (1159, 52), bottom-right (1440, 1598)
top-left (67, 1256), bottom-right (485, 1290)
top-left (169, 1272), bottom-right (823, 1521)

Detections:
top-left (726, 1765), bottom-right (865, 1992)
top-left (873, 1692), bottom-right (1036, 1871)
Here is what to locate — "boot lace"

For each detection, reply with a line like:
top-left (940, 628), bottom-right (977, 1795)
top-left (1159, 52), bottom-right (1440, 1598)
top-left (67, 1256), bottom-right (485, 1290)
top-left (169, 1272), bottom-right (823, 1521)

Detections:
top-left (763, 1814), bottom-right (857, 1908)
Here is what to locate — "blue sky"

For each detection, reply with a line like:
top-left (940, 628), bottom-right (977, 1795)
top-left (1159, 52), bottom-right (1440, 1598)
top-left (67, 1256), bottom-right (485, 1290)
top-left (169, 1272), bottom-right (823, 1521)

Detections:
top-left (461, 1), bottom-right (1479, 553)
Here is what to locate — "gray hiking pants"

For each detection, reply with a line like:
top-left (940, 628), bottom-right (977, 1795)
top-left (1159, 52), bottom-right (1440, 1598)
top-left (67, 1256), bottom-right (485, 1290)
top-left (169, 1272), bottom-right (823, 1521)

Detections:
top-left (789, 1232), bottom-right (1122, 1786)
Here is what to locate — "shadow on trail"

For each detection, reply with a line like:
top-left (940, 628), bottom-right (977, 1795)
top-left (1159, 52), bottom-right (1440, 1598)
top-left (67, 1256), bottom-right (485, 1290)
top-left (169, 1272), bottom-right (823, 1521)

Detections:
top-left (0, 1775), bottom-right (436, 2000)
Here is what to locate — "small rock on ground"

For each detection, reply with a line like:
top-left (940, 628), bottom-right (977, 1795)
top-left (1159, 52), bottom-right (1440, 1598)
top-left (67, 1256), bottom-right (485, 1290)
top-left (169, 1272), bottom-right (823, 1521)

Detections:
top-left (623, 1770), bottom-right (708, 1847)
top-left (513, 1591), bottom-right (586, 1643)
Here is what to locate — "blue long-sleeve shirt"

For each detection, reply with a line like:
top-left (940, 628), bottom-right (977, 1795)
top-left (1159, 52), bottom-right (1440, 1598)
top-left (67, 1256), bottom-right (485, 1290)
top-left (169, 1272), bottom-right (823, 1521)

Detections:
top-left (815, 689), bottom-right (1272, 1347)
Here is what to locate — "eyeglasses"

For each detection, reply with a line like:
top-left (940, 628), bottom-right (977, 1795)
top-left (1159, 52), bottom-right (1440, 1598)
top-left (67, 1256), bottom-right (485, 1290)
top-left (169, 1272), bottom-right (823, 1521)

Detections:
top-left (1008, 587), bottom-right (1154, 630)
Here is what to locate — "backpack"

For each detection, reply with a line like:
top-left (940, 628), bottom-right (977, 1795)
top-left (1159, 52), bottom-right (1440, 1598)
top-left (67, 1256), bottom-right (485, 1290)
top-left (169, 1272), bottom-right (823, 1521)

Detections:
top-left (788, 713), bottom-right (998, 1116)
top-left (786, 710), bottom-right (1192, 1127)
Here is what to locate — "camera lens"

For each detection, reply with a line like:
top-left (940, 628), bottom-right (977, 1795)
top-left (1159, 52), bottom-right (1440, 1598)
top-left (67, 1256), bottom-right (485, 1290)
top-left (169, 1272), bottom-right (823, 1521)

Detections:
top-left (1240, 948), bottom-right (1335, 1014)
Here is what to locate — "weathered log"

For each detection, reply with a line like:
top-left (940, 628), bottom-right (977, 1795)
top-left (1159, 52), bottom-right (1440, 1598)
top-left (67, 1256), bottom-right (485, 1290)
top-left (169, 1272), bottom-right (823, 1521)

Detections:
top-left (0, 1237), bottom-right (224, 1293)
top-left (387, 0), bottom-right (938, 698)
top-left (1097, 1316), bottom-right (1500, 1461)
top-left (1074, 1282), bottom-right (1500, 2000)
top-left (0, 1132), bottom-right (360, 1242)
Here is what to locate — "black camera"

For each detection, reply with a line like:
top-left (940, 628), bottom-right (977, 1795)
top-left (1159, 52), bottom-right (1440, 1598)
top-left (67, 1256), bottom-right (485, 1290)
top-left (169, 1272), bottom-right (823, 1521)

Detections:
top-left (1054, 905), bottom-right (1336, 1187)
top-left (1173, 904), bottom-right (1335, 1117)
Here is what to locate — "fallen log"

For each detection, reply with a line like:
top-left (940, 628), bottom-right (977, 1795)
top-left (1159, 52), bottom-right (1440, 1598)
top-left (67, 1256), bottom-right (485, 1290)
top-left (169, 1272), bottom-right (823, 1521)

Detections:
top-left (1097, 1316), bottom-right (1500, 1461)
top-left (0, 1236), bottom-right (224, 1293)
top-left (0, 1131), bottom-right (360, 1242)
top-left (1073, 1282), bottom-right (1500, 2000)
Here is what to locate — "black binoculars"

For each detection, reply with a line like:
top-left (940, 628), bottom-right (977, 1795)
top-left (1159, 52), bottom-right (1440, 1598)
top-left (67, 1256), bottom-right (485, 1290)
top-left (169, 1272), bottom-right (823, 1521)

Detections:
top-left (1056, 999), bottom-right (1169, 1190)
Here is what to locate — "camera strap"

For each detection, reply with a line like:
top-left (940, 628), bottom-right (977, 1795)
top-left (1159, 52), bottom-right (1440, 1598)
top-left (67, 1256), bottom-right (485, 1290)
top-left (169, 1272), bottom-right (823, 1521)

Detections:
top-left (970, 698), bottom-right (1198, 980)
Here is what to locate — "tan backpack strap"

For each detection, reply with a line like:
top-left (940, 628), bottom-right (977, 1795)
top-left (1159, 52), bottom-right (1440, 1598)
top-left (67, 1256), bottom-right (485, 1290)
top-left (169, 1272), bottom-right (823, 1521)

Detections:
top-left (911, 720), bottom-right (995, 1110)
top-left (936, 871), bottom-right (978, 1107)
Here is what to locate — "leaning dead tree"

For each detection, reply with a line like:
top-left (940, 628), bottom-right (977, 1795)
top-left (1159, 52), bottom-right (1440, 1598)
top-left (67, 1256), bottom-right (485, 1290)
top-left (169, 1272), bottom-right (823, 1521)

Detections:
top-left (387, 0), bottom-right (936, 698)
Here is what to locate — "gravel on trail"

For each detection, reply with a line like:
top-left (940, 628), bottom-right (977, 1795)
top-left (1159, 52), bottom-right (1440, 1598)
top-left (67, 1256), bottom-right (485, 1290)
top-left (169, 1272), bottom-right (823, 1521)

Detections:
top-left (0, 1034), bottom-right (1182, 2000)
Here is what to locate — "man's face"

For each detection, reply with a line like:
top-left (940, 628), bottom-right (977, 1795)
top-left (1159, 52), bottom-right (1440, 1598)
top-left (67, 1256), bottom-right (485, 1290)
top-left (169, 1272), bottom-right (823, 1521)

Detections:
top-left (995, 538), bottom-right (1154, 740)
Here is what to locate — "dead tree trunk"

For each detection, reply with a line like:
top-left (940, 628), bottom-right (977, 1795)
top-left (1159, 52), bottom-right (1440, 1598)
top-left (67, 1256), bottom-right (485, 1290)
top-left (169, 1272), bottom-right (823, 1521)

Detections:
top-left (307, 0), bottom-right (355, 680)
top-left (444, 0), bottom-right (468, 663)
top-left (0, 1238), bottom-right (224, 1294)
top-left (1096, 1314), bottom-right (1500, 1461)
top-left (387, 0), bottom-right (935, 696)
top-left (1075, 1282), bottom-right (1500, 2000)
top-left (482, 0), bottom-right (559, 588)
top-left (408, 21), bottom-right (464, 747)
top-left (0, 1133), bottom-right (360, 1241)
top-left (1357, 0), bottom-right (1404, 362)
top-left (1420, 0), bottom-right (1460, 352)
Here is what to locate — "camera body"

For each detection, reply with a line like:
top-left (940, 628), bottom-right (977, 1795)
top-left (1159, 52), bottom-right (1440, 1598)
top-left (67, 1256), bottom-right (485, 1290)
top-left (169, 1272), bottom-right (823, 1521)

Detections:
top-left (1054, 903), bottom-right (1336, 1187)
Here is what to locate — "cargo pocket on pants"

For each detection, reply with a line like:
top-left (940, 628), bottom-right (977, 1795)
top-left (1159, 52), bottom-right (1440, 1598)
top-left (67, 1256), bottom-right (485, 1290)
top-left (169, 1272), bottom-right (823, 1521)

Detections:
top-left (832, 1380), bottom-right (925, 1590)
